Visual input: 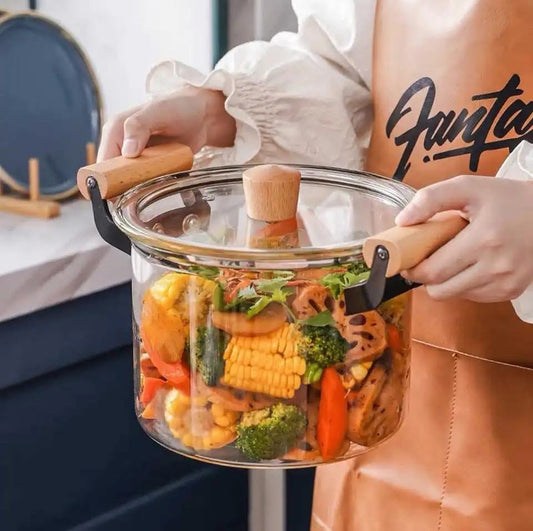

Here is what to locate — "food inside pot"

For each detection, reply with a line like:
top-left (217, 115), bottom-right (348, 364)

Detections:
top-left (136, 263), bottom-right (410, 465)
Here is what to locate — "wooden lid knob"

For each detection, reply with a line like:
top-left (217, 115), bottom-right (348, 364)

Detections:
top-left (242, 164), bottom-right (301, 222)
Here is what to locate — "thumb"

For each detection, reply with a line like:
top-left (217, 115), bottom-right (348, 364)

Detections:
top-left (121, 107), bottom-right (155, 158)
top-left (395, 176), bottom-right (475, 226)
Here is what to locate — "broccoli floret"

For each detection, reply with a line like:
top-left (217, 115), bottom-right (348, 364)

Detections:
top-left (236, 404), bottom-right (307, 460)
top-left (192, 326), bottom-right (228, 386)
top-left (298, 325), bottom-right (348, 383)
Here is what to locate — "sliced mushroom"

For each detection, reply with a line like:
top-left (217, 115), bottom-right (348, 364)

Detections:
top-left (212, 303), bottom-right (286, 336)
top-left (339, 310), bottom-right (387, 363)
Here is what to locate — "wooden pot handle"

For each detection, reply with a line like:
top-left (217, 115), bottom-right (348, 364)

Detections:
top-left (362, 211), bottom-right (468, 277)
top-left (77, 142), bottom-right (193, 199)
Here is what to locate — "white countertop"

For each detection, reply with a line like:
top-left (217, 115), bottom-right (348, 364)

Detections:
top-left (0, 198), bottom-right (131, 323)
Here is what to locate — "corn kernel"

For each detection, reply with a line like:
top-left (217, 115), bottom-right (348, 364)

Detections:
top-left (214, 414), bottom-right (231, 427)
top-left (211, 426), bottom-right (228, 444)
top-left (350, 364), bottom-right (369, 382)
top-left (178, 393), bottom-right (191, 406)
top-left (192, 395), bottom-right (208, 407)
top-left (211, 403), bottom-right (225, 418)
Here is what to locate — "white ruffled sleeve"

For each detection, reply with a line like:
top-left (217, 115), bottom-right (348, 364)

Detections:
top-left (496, 141), bottom-right (533, 323)
top-left (146, 0), bottom-right (375, 169)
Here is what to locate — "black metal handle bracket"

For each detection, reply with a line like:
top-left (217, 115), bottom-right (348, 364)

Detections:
top-left (344, 246), bottom-right (420, 314)
top-left (86, 177), bottom-right (131, 255)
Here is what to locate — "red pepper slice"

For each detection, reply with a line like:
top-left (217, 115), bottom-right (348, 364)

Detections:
top-left (140, 377), bottom-right (166, 407)
top-left (386, 323), bottom-right (403, 353)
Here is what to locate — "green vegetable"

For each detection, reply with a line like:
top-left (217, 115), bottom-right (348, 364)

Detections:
top-left (255, 278), bottom-right (290, 293)
top-left (302, 311), bottom-right (336, 327)
top-left (298, 325), bottom-right (348, 383)
top-left (189, 265), bottom-right (220, 280)
top-left (224, 281), bottom-right (295, 320)
top-left (192, 326), bottom-right (228, 386)
top-left (303, 363), bottom-right (324, 384)
top-left (246, 296), bottom-right (272, 318)
top-left (213, 282), bottom-right (225, 311)
top-left (320, 262), bottom-right (369, 299)
top-left (236, 404), bottom-right (307, 460)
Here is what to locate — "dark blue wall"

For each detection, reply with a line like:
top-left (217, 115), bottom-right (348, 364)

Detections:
top-left (0, 285), bottom-right (247, 531)
top-left (0, 284), bottom-right (315, 530)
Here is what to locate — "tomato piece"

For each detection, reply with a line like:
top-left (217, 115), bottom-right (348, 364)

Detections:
top-left (317, 367), bottom-right (348, 461)
top-left (255, 218), bottom-right (298, 238)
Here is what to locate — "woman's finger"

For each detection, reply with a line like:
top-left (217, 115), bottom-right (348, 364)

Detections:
top-left (395, 175), bottom-right (478, 226)
top-left (97, 115), bottom-right (126, 162)
top-left (402, 222), bottom-right (479, 285)
top-left (97, 106), bottom-right (143, 162)
top-left (424, 261), bottom-right (491, 300)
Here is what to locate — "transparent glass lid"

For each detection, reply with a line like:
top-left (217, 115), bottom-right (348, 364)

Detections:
top-left (112, 165), bottom-right (415, 267)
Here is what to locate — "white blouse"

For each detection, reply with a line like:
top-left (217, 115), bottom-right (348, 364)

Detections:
top-left (145, 0), bottom-right (533, 323)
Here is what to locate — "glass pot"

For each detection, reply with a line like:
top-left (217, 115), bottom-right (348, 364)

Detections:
top-left (78, 143), bottom-right (466, 468)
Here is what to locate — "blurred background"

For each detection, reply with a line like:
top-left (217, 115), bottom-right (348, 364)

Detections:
top-left (0, 1), bottom-right (312, 531)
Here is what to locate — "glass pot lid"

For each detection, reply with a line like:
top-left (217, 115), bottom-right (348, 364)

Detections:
top-left (112, 165), bottom-right (416, 268)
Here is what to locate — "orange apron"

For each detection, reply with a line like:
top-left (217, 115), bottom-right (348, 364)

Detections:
top-left (312, 1), bottom-right (533, 529)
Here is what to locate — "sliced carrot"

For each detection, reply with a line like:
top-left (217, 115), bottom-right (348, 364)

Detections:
top-left (140, 377), bottom-right (166, 407)
top-left (386, 323), bottom-right (403, 353)
top-left (317, 367), bottom-right (348, 461)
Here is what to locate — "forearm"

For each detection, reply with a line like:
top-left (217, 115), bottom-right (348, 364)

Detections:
top-left (202, 89), bottom-right (236, 148)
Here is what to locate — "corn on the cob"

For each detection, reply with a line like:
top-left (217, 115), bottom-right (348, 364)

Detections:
top-left (164, 388), bottom-right (239, 451)
top-left (221, 324), bottom-right (306, 398)
top-left (149, 272), bottom-right (215, 332)
top-left (142, 274), bottom-right (216, 362)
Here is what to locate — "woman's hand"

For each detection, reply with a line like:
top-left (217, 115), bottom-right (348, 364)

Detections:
top-left (396, 175), bottom-right (533, 303)
top-left (97, 87), bottom-right (236, 161)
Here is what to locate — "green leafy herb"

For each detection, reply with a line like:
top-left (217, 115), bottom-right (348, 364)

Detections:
top-left (189, 265), bottom-right (220, 280)
top-left (221, 278), bottom-right (297, 321)
top-left (320, 262), bottom-right (369, 299)
top-left (255, 278), bottom-right (289, 293)
top-left (225, 285), bottom-right (259, 311)
top-left (302, 311), bottom-right (336, 327)
top-left (246, 296), bottom-right (272, 318)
